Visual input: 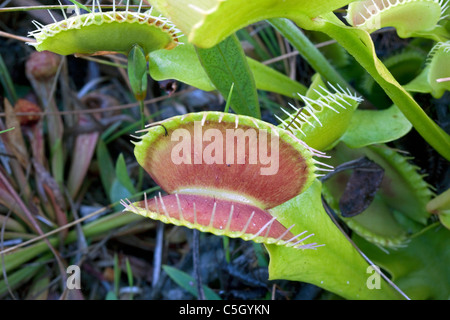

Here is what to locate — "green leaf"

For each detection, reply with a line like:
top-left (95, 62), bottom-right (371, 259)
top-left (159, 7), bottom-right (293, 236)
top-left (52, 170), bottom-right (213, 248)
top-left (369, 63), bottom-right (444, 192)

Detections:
top-left (0, 54), bottom-right (18, 103)
top-left (0, 262), bottom-right (43, 297)
top-left (96, 139), bottom-right (116, 196)
top-left (149, 37), bottom-right (215, 92)
top-left (115, 153), bottom-right (135, 195)
top-left (246, 57), bottom-right (307, 97)
top-left (114, 253), bottom-right (120, 297)
top-left (266, 180), bottom-right (404, 300)
top-left (196, 34), bottom-right (261, 118)
top-left (354, 224), bottom-right (450, 300)
top-left (149, 36), bottom-right (307, 98)
top-left (162, 265), bottom-right (221, 300)
top-left (109, 154), bottom-right (135, 211)
top-left (150, 0), bottom-right (355, 48)
top-left (340, 104), bottom-right (412, 148)
top-left (128, 45), bottom-right (148, 101)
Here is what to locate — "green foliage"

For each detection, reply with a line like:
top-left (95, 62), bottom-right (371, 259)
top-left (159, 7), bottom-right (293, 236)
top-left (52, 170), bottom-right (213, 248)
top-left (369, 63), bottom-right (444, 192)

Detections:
top-left (2, 0), bottom-right (449, 300)
top-left (196, 34), bottom-right (261, 118)
top-left (127, 45), bottom-right (148, 101)
top-left (162, 265), bottom-right (222, 300)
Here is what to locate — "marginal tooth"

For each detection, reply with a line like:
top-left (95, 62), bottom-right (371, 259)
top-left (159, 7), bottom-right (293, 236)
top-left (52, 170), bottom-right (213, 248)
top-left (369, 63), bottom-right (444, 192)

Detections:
top-left (312, 88), bottom-right (332, 103)
top-left (83, 14), bottom-right (92, 26)
top-left (280, 106), bottom-right (315, 128)
top-left (326, 97), bottom-right (345, 110)
top-left (153, 195), bottom-right (160, 214)
top-left (288, 102), bottom-right (300, 112)
top-left (313, 158), bottom-right (334, 167)
top-left (274, 224), bottom-right (295, 243)
top-left (263, 217), bottom-right (275, 240)
top-left (292, 105), bottom-right (317, 128)
top-left (127, 198), bottom-right (140, 214)
top-left (48, 10), bottom-right (57, 23)
top-left (359, 11), bottom-right (368, 23)
top-left (286, 230), bottom-right (308, 244)
top-left (274, 114), bottom-right (290, 128)
top-left (208, 202), bottom-right (217, 229)
top-left (201, 113), bottom-right (207, 126)
top-left (120, 199), bottom-right (130, 211)
top-left (224, 204), bottom-right (234, 232)
top-left (249, 217), bottom-right (277, 240)
top-left (129, 134), bottom-right (142, 140)
top-left (235, 114), bottom-right (239, 129)
top-left (175, 193), bottom-right (185, 222)
top-left (371, 0), bottom-right (380, 11)
top-left (58, 0), bottom-right (68, 20)
top-left (302, 99), bottom-right (323, 126)
top-left (158, 192), bottom-right (171, 221)
top-left (144, 192), bottom-right (149, 212)
top-left (289, 118), bottom-right (306, 136)
top-left (32, 21), bottom-right (42, 30)
top-left (315, 167), bottom-right (335, 172)
top-left (239, 211), bottom-right (255, 236)
top-left (292, 233), bottom-right (315, 248)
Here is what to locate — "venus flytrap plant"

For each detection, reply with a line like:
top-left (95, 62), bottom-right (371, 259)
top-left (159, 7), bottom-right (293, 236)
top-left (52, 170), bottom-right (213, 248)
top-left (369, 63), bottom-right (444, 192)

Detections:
top-left (346, 0), bottom-right (450, 41)
top-left (14, 0), bottom-right (446, 300)
top-left (404, 40), bottom-right (450, 98)
top-left (121, 111), bottom-right (329, 249)
top-left (275, 74), bottom-right (363, 151)
top-left (27, 0), bottom-right (183, 126)
top-left (118, 110), bottom-right (410, 299)
top-left (27, 0), bottom-right (182, 56)
top-left (275, 74), bottom-right (412, 151)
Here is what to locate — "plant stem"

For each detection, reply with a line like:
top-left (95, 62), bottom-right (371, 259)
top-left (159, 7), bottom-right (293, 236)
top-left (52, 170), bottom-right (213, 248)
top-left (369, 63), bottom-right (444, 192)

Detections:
top-left (269, 18), bottom-right (351, 91)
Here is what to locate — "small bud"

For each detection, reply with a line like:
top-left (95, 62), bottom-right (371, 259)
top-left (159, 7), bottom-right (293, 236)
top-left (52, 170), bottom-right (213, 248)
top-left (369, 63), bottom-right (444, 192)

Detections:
top-left (25, 51), bottom-right (61, 81)
top-left (14, 99), bottom-right (41, 125)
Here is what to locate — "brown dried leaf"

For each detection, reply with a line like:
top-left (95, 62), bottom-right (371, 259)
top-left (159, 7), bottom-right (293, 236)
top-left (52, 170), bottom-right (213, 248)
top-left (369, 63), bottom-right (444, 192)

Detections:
top-left (339, 158), bottom-right (384, 217)
top-left (4, 98), bottom-right (30, 168)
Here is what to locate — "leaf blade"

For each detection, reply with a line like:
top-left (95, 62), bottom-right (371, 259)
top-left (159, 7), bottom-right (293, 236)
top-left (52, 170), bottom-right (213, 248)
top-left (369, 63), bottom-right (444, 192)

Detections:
top-left (196, 34), bottom-right (261, 118)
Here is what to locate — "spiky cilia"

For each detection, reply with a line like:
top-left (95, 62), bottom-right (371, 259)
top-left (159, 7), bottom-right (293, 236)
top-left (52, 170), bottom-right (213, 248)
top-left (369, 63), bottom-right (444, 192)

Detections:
top-left (27, 0), bottom-right (183, 56)
top-left (276, 79), bottom-right (363, 151)
top-left (121, 112), bottom-right (332, 249)
top-left (346, 0), bottom-right (450, 39)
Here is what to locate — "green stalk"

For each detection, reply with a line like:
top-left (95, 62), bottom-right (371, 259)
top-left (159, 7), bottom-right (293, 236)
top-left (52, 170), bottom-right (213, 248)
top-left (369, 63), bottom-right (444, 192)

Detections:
top-left (304, 13), bottom-right (450, 161)
top-left (269, 18), bottom-right (350, 91)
